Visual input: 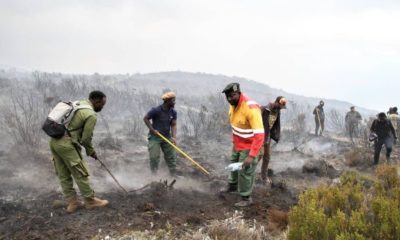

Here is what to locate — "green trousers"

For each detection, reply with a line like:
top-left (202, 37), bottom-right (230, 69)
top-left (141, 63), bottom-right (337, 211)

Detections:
top-left (228, 149), bottom-right (259, 197)
top-left (148, 135), bottom-right (176, 174)
top-left (49, 137), bottom-right (94, 199)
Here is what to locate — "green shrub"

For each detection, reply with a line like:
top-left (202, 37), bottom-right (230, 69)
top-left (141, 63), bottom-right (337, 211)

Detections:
top-left (289, 165), bottom-right (400, 240)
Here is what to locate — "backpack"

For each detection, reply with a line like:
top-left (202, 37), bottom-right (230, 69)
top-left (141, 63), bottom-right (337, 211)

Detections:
top-left (42, 101), bottom-right (93, 138)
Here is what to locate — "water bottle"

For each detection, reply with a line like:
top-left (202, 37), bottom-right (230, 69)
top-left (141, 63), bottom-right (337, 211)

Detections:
top-left (225, 162), bottom-right (243, 171)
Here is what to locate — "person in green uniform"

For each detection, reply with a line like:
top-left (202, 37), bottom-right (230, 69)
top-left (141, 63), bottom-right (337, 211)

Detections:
top-left (49, 91), bottom-right (109, 213)
top-left (345, 106), bottom-right (362, 143)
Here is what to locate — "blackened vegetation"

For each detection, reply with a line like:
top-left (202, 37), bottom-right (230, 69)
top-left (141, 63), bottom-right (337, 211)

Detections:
top-left (0, 70), bottom-right (382, 239)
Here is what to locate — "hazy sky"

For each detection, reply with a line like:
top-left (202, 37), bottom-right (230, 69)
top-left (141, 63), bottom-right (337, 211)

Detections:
top-left (1, 0), bottom-right (399, 111)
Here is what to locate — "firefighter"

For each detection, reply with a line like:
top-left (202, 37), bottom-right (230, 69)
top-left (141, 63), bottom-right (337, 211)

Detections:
top-left (260, 96), bottom-right (287, 184)
top-left (222, 83), bottom-right (264, 207)
top-left (313, 100), bottom-right (325, 136)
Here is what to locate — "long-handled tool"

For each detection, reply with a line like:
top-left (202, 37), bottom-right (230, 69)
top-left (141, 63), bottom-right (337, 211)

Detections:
top-left (156, 132), bottom-right (210, 175)
top-left (316, 109), bottom-right (322, 135)
top-left (97, 158), bottom-right (128, 194)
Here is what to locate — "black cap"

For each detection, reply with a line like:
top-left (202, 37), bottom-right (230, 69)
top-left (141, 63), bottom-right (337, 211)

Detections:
top-left (222, 82), bottom-right (240, 93)
top-left (378, 112), bottom-right (386, 118)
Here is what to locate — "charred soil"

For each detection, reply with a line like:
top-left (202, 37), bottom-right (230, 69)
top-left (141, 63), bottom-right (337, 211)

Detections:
top-left (0, 178), bottom-right (297, 240)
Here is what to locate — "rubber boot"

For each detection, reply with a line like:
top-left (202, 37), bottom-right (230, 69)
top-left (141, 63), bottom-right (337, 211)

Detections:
top-left (84, 197), bottom-right (109, 210)
top-left (66, 195), bottom-right (84, 213)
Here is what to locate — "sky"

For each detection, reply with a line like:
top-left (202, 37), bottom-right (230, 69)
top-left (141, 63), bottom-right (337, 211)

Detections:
top-left (0, 0), bottom-right (399, 111)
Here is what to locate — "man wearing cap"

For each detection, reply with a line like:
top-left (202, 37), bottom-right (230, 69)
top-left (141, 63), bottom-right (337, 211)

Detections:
top-left (260, 96), bottom-right (287, 184)
top-left (222, 83), bottom-right (264, 207)
top-left (313, 100), bottom-right (325, 136)
top-left (370, 112), bottom-right (397, 165)
top-left (345, 106), bottom-right (362, 143)
top-left (143, 91), bottom-right (177, 175)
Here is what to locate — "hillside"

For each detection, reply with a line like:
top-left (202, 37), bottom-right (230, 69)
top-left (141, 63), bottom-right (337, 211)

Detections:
top-left (0, 68), bottom-right (377, 116)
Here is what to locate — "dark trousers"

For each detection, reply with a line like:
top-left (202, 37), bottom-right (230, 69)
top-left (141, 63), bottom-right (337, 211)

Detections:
top-left (374, 136), bottom-right (394, 164)
top-left (260, 140), bottom-right (271, 180)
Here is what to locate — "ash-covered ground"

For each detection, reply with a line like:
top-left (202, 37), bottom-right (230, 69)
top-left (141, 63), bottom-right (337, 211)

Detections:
top-left (2, 130), bottom-right (392, 240)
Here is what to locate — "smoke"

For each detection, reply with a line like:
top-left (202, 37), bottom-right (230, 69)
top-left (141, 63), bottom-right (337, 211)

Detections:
top-left (0, 69), bottom-right (355, 202)
top-left (300, 138), bottom-right (338, 155)
top-left (268, 152), bottom-right (307, 173)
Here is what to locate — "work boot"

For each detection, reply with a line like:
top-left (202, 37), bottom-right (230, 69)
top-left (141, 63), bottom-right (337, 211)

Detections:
top-left (169, 169), bottom-right (183, 179)
top-left (234, 196), bottom-right (253, 207)
top-left (66, 195), bottom-right (84, 213)
top-left (84, 197), bottom-right (109, 210)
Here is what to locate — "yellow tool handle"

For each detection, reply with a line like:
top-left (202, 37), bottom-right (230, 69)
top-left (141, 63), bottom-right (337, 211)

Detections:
top-left (156, 132), bottom-right (210, 175)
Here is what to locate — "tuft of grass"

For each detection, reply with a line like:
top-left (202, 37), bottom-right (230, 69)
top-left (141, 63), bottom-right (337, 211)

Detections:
top-left (191, 211), bottom-right (267, 240)
top-left (344, 147), bottom-right (372, 167)
top-left (113, 211), bottom-right (270, 240)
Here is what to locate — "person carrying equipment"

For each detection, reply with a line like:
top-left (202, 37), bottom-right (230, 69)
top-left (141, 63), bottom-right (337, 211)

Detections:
top-left (370, 112), bottom-right (397, 165)
top-left (221, 83), bottom-right (264, 207)
top-left (143, 92), bottom-right (178, 175)
top-left (260, 96), bottom-right (287, 184)
top-left (313, 100), bottom-right (325, 136)
top-left (46, 91), bottom-right (109, 213)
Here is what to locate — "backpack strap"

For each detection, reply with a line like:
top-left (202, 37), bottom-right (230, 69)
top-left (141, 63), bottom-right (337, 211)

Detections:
top-left (66, 103), bottom-right (94, 133)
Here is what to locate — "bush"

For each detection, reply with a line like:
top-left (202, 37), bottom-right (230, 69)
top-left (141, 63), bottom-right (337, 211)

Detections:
top-left (289, 165), bottom-right (400, 240)
top-left (327, 109), bottom-right (346, 134)
top-left (344, 147), bottom-right (372, 167)
top-left (182, 98), bottom-right (230, 141)
top-left (0, 88), bottom-right (46, 147)
top-left (120, 116), bottom-right (146, 142)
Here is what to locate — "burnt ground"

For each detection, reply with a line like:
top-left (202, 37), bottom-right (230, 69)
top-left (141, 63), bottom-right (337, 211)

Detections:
top-left (2, 133), bottom-right (398, 239)
top-left (0, 178), bottom-right (297, 240)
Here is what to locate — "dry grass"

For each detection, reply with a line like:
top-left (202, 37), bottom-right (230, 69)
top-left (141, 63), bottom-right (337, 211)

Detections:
top-left (344, 149), bottom-right (363, 167)
top-left (344, 147), bottom-right (372, 167)
top-left (190, 211), bottom-right (268, 240)
top-left (267, 208), bottom-right (289, 231)
top-left (113, 211), bottom-right (273, 240)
